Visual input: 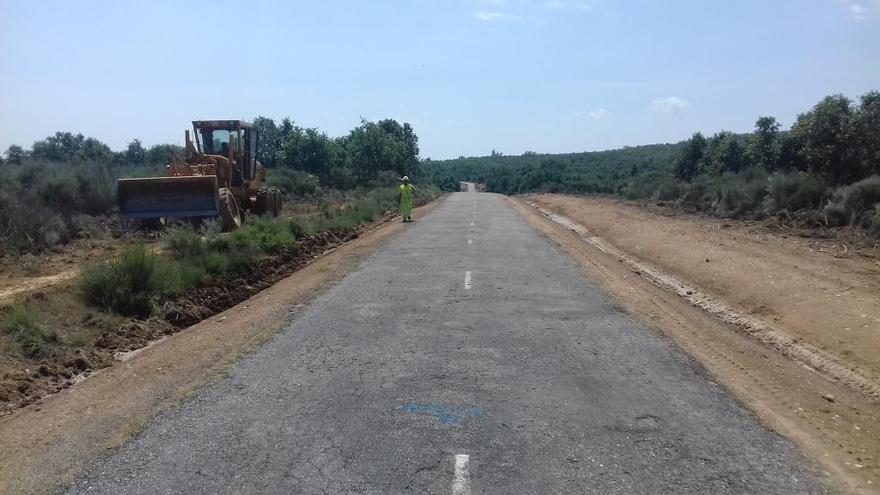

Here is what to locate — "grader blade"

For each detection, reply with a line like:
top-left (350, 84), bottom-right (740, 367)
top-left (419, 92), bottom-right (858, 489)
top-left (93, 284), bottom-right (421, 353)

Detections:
top-left (117, 175), bottom-right (220, 218)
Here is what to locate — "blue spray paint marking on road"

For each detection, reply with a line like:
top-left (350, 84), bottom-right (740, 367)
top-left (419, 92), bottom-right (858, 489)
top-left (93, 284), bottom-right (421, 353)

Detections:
top-left (402, 403), bottom-right (482, 424)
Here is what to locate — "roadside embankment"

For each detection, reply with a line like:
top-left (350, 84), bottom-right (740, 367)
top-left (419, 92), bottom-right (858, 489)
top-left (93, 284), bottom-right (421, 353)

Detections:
top-left (513, 193), bottom-right (880, 494)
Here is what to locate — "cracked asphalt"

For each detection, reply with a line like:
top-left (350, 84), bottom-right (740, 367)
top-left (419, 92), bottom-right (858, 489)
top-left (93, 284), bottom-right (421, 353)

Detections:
top-left (65, 192), bottom-right (828, 494)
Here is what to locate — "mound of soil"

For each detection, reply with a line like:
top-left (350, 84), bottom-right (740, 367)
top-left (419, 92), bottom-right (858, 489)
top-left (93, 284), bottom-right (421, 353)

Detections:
top-left (164, 228), bottom-right (357, 329)
top-left (0, 348), bottom-right (114, 411)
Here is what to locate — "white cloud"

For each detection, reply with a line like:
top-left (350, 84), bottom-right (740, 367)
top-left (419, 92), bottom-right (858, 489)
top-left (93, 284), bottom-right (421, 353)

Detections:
top-left (544, 0), bottom-right (592, 10)
top-left (833, 0), bottom-right (871, 20)
top-left (474, 11), bottom-right (505, 21)
top-left (849, 3), bottom-right (867, 19)
top-left (587, 108), bottom-right (611, 120)
top-left (650, 96), bottom-right (690, 115)
top-left (473, 10), bottom-right (537, 22)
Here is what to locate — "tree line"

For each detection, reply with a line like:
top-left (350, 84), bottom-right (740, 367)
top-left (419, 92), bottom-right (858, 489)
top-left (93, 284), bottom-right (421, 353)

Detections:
top-left (674, 92), bottom-right (879, 185)
top-left (1, 117), bottom-right (420, 190)
top-left (0, 117), bottom-right (421, 251)
top-left (422, 91), bottom-right (880, 236)
top-left (251, 117), bottom-right (419, 189)
top-left (2, 132), bottom-right (183, 169)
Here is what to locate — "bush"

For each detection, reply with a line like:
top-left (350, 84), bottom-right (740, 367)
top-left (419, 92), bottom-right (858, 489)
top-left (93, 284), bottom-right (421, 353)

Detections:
top-left (0, 188), bottom-right (68, 250)
top-left (765, 173), bottom-right (826, 213)
top-left (79, 243), bottom-right (181, 317)
top-left (712, 169), bottom-right (769, 217)
top-left (164, 218), bottom-right (298, 281)
top-left (0, 161), bottom-right (157, 252)
top-left (267, 169), bottom-right (321, 197)
top-left (238, 218), bottom-right (296, 255)
top-left (824, 175), bottom-right (880, 227)
top-left (0, 305), bottom-right (64, 359)
top-left (164, 228), bottom-right (206, 259)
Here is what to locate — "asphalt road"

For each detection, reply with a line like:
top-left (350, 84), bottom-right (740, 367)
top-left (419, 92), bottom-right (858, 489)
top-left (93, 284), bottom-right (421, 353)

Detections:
top-left (66, 192), bottom-right (827, 494)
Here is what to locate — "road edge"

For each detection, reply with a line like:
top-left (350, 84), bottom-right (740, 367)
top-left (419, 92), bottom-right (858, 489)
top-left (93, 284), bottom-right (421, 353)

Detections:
top-left (508, 195), bottom-right (877, 495)
top-left (0, 197), bottom-right (447, 495)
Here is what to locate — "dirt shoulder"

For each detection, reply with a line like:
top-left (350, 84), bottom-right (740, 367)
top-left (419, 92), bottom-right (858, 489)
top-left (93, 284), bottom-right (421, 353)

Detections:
top-left (0, 199), bottom-right (444, 495)
top-left (511, 195), bottom-right (879, 494)
top-left (527, 194), bottom-right (880, 384)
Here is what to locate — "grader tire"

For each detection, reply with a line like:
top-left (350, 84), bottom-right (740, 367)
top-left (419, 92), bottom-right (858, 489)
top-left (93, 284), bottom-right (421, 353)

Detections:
top-left (255, 188), bottom-right (270, 216)
top-left (270, 188), bottom-right (283, 217)
top-left (219, 188), bottom-right (242, 232)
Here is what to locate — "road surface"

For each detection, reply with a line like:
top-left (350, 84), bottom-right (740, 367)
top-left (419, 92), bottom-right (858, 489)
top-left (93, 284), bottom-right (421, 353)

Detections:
top-left (67, 192), bottom-right (827, 494)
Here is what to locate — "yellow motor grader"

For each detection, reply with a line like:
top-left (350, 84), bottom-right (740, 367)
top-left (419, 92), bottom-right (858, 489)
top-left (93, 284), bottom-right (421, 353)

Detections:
top-left (117, 120), bottom-right (282, 231)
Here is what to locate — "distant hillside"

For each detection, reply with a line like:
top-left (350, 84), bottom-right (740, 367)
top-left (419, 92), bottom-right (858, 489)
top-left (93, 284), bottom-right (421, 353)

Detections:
top-left (419, 91), bottom-right (880, 238)
top-left (420, 142), bottom-right (683, 195)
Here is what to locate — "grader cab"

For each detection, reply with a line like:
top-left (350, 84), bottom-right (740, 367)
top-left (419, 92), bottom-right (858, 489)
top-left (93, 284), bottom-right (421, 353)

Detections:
top-left (117, 120), bottom-right (282, 231)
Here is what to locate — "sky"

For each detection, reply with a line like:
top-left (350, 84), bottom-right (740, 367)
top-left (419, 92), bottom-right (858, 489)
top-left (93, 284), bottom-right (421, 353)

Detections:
top-left (1, 0), bottom-right (878, 160)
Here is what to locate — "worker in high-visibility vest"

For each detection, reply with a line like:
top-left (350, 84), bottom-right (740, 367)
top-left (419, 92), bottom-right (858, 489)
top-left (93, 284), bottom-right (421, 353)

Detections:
top-left (398, 176), bottom-right (415, 223)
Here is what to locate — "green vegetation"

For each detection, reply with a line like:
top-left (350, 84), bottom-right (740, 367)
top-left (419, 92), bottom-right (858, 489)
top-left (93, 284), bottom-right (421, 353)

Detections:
top-left (78, 185), bottom-right (441, 319)
top-left (0, 304), bottom-right (64, 359)
top-left (0, 161), bottom-right (156, 252)
top-left (422, 91), bottom-right (880, 235)
top-left (420, 144), bottom-right (681, 195)
top-left (79, 244), bottom-right (183, 318)
top-left (252, 117), bottom-right (419, 187)
top-left (1, 117), bottom-right (421, 253)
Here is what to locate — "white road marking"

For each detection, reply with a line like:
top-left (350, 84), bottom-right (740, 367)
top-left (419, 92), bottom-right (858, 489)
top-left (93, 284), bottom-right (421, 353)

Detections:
top-left (467, 239), bottom-right (473, 245)
top-left (464, 271), bottom-right (472, 290)
top-left (469, 221), bottom-right (474, 227)
top-left (452, 454), bottom-right (471, 495)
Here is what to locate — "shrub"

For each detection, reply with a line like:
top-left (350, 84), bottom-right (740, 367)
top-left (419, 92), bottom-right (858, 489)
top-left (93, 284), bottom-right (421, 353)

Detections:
top-left (0, 305), bottom-right (64, 358)
top-left (79, 243), bottom-right (181, 317)
top-left (239, 218), bottom-right (296, 255)
top-left (267, 169), bottom-right (321, 197)
top-left (164, 228), bottom-right (206, 259)
top-left (0, 189), bottom-right (68, 250)
top-left (824, 176), bottom-right (880, 227)
top-left (765, 173), bottom-right (826, 213)
top-left (224, 233), bottom-right (261, 273)
top-left (866, 206), bottom-right (880, 238)
top-left (0, 161), bottom-right (155, 252)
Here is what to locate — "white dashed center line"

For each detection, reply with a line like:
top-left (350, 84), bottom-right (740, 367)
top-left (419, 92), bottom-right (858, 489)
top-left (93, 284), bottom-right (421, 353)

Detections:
top-left (451, 454), bottom-right (471, 495)
top-left (464, 271), bottom-right (472, 290)
top-left (469, 221), bottom-right (474, 227)
top-left (467, 239), bottom-right (473, 245)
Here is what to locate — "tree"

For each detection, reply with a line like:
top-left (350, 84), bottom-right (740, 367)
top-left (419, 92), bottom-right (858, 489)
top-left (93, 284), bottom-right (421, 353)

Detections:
top-left (747, 116), bottom-right (781, 170)
top-left (854, 91), bottom-right (880, 176)
top-left (124, 139), bottom-right (146, 166)
top-left (345, 120), bottom-right (389, 179)
top-left (702, 131), bottom-right (745, 176)
top-left (74, 137), bottom-right (114, 163)
top-left (790, 94), bottom-right (860, 184)
top-left (144, 143), bottom-right (184, 165)
top-left (279, 118), bottom-right (294, 143)
top-left (282, 127), bottom-right (334, 177)
top-left (252, 116), bottom-right (282, 168)
top-left (674, 132), bottom-right (707, 181)
top-left (31, 132), bottom-right (85, 162)
top-left (5, 145), bottom-right (26, 165)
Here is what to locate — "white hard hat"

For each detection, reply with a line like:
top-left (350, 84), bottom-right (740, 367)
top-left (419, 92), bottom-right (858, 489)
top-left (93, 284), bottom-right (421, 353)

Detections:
top-left (402, 176), bottom-right (409, 181)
